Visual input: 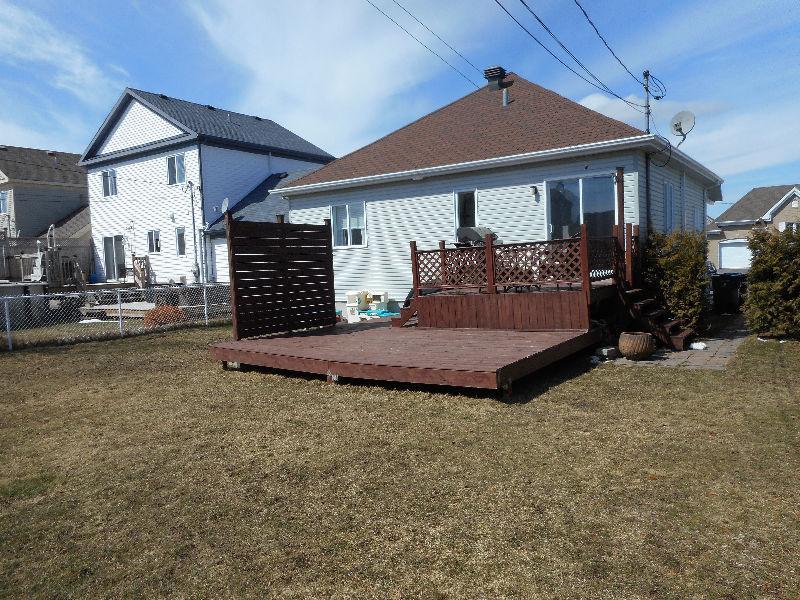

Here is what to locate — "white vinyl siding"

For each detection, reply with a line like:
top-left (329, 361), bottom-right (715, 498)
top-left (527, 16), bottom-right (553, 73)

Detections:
top-left (289, 152), bottom-right (638, 302)
top-left (663, 181), bottom-right (675, 232)
top-left (167, 154), bottom-right (186, 185)
top-left (97, 100), bottom-right (183, 156)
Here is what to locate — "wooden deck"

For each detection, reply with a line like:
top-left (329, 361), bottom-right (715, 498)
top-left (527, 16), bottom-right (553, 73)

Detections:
top-left (210, 321), bottom-right (601, 392)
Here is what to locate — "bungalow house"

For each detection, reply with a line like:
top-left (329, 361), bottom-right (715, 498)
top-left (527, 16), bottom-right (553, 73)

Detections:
top-left (707, 184), bottom-right (800, 272)
top-left (276, 67), bottom-right (723, 305)
top-left (79, 88), bottom-right (332, 284)
top-left (0, 145), bottom-right (88, 239)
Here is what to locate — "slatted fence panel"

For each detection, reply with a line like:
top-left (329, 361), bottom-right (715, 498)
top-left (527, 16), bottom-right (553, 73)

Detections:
top-left (225, 215), bottom-right (336, 340)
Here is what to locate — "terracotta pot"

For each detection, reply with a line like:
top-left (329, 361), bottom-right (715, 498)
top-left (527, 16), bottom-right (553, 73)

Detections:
top-left (618, 332), bottom-right (656, 360)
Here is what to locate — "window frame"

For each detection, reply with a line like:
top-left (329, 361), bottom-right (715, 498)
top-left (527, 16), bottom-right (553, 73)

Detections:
top-left (175, 226), bottom-right (186, 256)
top-left (329, 201), bottom-right (367, 249)
top-left (0, 190), bottom-right (8, 214)
top-left (101, 169), bottom-right (117, 197)
top-left (543, 171), bottom-right (619, 240)
top-left (166, 153), bottom-right (186, 186)
top-left (147, 229), bottom-right (161, 254)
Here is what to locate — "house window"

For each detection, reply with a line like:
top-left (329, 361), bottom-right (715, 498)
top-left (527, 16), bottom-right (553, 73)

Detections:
top-left (147, 230), bottom-right (161, 253)
top-left (175, 227), bottom-right (186, 256)
top-left (167, 154), bottom-right (186, 185)
top-left (456, 191), bottom-right (476, 229)
top-left (547, 175), bottom-right (615, 238)
top-left (0, 190), bottom-right (8, 213)
top-left (664, 182), bottom-right (675, 232)
top-left (102, 169), bottom-right (117, 197)
top-left (693, 207), bottom-right (703, 232)
top-left (331, 202), bottom-right (365, 247)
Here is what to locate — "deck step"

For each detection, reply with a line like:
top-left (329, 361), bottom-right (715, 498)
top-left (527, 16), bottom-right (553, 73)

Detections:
top-left (634, 298), bottom-right (657, 311)
top-left (624, 288), bottom-right (644, 297)
top-left (643, 308), bottom-right (666, 321)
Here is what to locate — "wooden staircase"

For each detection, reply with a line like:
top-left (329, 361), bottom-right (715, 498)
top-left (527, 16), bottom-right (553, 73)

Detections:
top-left (620, 287), bottom-right (694, 350)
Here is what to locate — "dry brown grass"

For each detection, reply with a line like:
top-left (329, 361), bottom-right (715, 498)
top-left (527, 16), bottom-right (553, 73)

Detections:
top-left (0, 326), bottom-right (798, 599)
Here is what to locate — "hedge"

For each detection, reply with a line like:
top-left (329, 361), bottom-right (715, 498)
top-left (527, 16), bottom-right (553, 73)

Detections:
top-left (744, 227), bottom-right (800, 336)
top-left (642, 230), bottom-right (708, 331)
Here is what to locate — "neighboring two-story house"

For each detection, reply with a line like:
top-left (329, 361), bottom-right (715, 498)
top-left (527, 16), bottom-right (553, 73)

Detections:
top-left (79, 88), bottom-right (332, 283)
top-left (0, 145), bottom-right (88, 239)
top-left (707, 184), bottom-right (800, 272)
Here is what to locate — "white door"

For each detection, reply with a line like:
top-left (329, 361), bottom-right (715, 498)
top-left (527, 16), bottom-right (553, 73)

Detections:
top-left (719, 240), bottom-right (752, 270)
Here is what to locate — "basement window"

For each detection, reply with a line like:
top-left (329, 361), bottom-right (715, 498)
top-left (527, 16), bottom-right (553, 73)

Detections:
top-left (102, 169), bottom-right (117, 197)
top-left (148, 229), bottom-right (161, 254)
top-left (167, 153), bottom-right (186, 185)
top-left (331, 202), bottom-right (366, 248)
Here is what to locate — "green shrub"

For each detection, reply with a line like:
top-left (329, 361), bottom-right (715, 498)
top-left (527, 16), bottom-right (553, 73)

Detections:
top-left (642, 230), bottom-right (708, 331)
top-left (744, 228), bottom-right (800, 336)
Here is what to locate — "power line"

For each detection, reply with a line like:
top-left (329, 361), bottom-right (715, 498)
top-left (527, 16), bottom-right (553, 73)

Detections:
top-left (363, 0), bottom-right (480, 88)
top-left (516, 0), bottom-right (645, 110)
top-left (492, 0), bottom-right (644, 113)
top-left (572, 0), bottom-right (643, 86)
top-left (390, 0), bottom-right (482, 75)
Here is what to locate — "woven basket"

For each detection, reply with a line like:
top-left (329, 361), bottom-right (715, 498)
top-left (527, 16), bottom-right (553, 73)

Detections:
top-left (618, 332), bottom-right (656, 360)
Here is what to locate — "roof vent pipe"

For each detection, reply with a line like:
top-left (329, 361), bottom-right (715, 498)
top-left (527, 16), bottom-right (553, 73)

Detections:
top-left (502, 87), bottom-right (510, 107)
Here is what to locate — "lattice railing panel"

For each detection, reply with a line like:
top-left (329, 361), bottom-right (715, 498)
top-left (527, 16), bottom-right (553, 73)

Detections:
top-left (416, 250), bottom-right (443, 288)
top-left (493, 239), bottom-right (582, 286)
top-left (444, 247), bottom-right (486, 287)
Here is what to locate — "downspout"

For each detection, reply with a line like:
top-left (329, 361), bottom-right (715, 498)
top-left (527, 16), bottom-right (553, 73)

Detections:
top-left (197, 142), bottom-right (209, 283)
top-left (644, 152), bottom-right (651, 238)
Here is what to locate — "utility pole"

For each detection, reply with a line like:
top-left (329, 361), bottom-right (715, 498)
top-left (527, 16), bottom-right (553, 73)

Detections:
top-left (185, 181), bottom-right (201, 284)
top-left (643, 69), bottom-right (651, 134)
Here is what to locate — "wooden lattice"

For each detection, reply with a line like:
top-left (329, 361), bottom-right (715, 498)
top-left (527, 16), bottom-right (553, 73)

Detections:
top-left (493, 239), bottom-right (582, 286)
top-left (416, 250), bottom-right (443, 288)
top-left (444, 247), bottom-right (486, 287)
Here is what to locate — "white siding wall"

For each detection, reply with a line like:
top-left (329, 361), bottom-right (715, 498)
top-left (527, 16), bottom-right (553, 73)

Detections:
top-left (98, 100), bottom-right (183, 155)
top-left (210, 237), bottom-right (229, 282)
top-left (289, 152), bottom-right (639, 302)
top-left (647, 158), bottom-right (707, 233)
top-left (89, 145), bottom-right (203, 283)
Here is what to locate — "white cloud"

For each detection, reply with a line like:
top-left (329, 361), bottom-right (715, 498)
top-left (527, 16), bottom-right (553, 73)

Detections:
top-left (189, 0), bottom-right (491, 156)
top-left (0, 0), bottom-right (119, 108)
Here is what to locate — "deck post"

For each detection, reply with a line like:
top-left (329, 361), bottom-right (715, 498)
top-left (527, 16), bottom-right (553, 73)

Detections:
top-left (484, 234), bottom-right (496, 294)
top-left (625, 222), bottom-right (634, 286)
top-left (410, 241), bottom-right (420, 298)
top-left (438, 240), bottom-right (447, 288)
top-left (224, 211), bottom-right (241, 340)
top-left (615, 167), bottom-right (625, 248)
top-left (579, 224), bottom-right (591, 311)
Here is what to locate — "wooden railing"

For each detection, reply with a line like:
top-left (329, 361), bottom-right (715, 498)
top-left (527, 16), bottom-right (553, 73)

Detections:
top-left (409, 223), bottom-right (641, 298)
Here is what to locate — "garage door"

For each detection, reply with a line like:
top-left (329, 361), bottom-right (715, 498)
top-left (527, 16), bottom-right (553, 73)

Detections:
top-left (719, 240), bottom-right (752, 270)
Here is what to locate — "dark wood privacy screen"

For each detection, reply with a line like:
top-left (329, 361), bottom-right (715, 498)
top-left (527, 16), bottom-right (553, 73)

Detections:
top-left (225, 214), bottom-right (336, 340)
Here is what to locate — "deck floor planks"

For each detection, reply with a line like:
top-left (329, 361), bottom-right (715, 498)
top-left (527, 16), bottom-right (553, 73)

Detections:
top-left (210, 322), bottom-right (600, 390)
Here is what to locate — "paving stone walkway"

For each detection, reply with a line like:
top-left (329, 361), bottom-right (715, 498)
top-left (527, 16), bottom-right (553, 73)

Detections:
top-left (612, 314), bottom-right (749, 370)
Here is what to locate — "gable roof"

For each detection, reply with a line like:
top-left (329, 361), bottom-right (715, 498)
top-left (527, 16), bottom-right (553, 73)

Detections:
top-left (716, 185), bottom-right (800, 222)
top-left (80, 88), bottom-right (334, 166)
top-left (279, 73), bottom-right (644, 191)
top-left (0, 146), bottom-right (86, 186)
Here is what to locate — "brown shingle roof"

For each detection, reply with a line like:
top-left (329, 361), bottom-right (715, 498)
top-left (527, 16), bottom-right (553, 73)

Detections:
top-left (282, 73), bottom-right (644, 188)
top-left (717, 185), bottom-right (800, 221)
top-left (0, 146), bottom-right (86, 186)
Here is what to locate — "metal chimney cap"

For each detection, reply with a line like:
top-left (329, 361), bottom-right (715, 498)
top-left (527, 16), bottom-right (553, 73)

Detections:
top-left (483, 66), bottom-right (508, 89)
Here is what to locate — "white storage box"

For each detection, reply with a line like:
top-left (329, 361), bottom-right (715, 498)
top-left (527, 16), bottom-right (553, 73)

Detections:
top-left (369, 291), bottom-right (389, 312)
top-left (344, 304), bottom-right (361, 324)
top-left (345, 290), bottom-right (369, 310)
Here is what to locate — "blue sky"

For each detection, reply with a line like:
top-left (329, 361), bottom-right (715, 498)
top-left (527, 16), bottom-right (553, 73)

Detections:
top-left (1, 0), bottom-right (798, 217)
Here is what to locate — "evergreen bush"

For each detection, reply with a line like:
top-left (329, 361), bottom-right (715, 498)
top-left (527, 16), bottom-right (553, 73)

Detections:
top-left (642, 230), bottom-right (708, 331)
top-left (744, 228), bottom-right (800, 336)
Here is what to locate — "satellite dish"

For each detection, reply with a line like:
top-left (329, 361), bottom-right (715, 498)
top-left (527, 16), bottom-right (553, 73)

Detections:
top-left (220, 197), bottom-right (229, 213)
top-left (670, 111), bottom-right (696, 137)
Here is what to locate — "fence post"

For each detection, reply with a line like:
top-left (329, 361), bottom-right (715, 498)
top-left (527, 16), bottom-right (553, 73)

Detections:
top-left (410, 241), bottom-right (420, 298)
top-left (580, 224), bottom-right (591, 314)
top-left (438, 240), bottom-right (447, 288)
top-left (484, 234), bottom-right (496, 294)
top-left (203, 285), bottom-right (209, 325)
top-left (116, 289), bottom-right (124, 337)
top-left (3, 298), bottom-right (12, 351)
top-left (615, 166), bottom-right (625, 248)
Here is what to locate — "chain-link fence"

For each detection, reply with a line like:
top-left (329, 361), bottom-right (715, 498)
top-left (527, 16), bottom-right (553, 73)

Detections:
top-left (0, 284), bottom-right (231, 351)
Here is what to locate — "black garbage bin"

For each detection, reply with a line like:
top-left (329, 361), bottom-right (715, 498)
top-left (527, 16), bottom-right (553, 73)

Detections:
top-left (712, 273), bottom-right (746, 314)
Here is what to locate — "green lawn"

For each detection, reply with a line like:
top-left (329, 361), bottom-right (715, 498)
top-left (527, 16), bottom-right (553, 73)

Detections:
top-left (0, 326), bottom-right (798, 599)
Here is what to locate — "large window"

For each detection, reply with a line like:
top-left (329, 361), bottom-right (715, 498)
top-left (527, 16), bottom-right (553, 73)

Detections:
top-left (167, 154), bottom-right (186, 185)
top-left (547, 175), bottom-right (615, 238)
top-left (175, 227), bottom-right (186, 256)
top-left (664, 182), bottom-right (675, 232)
top-left (102, 169), bottom-right (117, 197)
top-left (331, 202), bottom-right (365, 247)
top-left (456, 190), bottom-right (476, 229)
top-left (147, 229), bottom-right (161, 254)
top-left (0, 190), bottom-right (8, 213)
